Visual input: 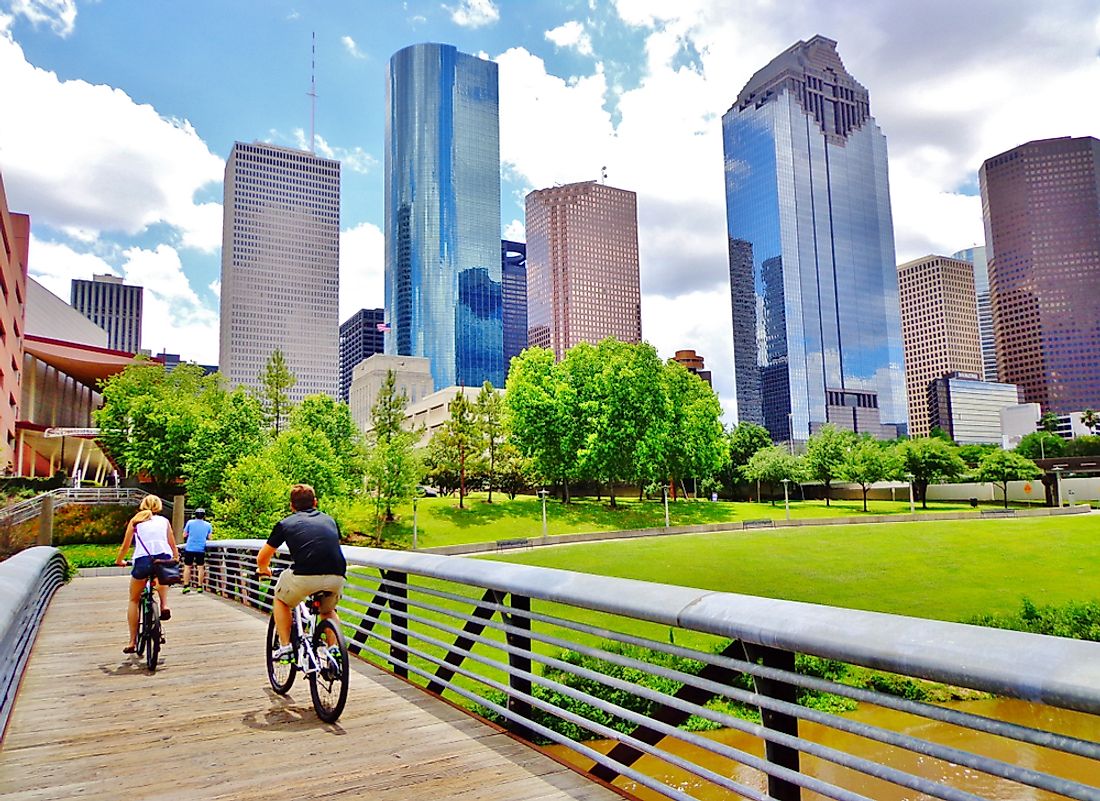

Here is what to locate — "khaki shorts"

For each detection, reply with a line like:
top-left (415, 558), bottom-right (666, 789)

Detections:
top-left (274, 569), bottom-right (345, 613)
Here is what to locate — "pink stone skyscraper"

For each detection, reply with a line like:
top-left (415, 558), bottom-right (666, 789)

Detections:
top-left (525, 181), bottom-right (642, 360)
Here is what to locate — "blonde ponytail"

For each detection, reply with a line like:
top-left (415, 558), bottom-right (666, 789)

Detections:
top-left (131, 494), bottom-right (163, 524)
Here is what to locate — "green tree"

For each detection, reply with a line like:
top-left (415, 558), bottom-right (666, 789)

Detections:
top-left (363, 372), bottom-right (421, 528)
top-left (1039, 411), bottom-right (1061, 434)
top-left (957, 442), bottom-right (998, 469)
top-left (438, 390), bottom-right (479, 509)
top-left (184, 388), bottom-right (266, 507)
top-left (839, 439), bottom-right (896, 512)
top-left (895, 437), bottom-right (967, 509)
top-left (725, 422), bottom-right (772, 498)
top-left (258, 349), bottom-right (296, 434)
top-left (210, 452), bottom-right (288, 540)
top-left (661, 361), bottom-right (725, 499)
top-left (976, 448), bottom-right (1042, 508)
top-left (495, 441), bottom-right (536, 500)
top-left (290, 394), bottom-right (366, 491)
top-left (1082, 409), bottom-right (1100, 436)
top-left (476, 381), bottom-right (504, 503)
top-left (268, 428), bottom-right (345, 500)
top-left (1015, 431), bottom-right (1065, 461)
top-left (1066, 436), bottom-right (1100, 457)
top-left (803, 425), bottom-right (855, 506)
top-left (740, 445), bottom-right (804, 505)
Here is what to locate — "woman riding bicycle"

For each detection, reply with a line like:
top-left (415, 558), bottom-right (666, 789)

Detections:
top-left (115, 494), bottom-right (179, 654)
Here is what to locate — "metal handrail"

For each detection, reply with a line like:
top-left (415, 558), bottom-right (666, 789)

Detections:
top-left (0, 488), bottom-right (152, 527)
top-left (0, 547), bottom-right (68, 741)
top-left (203, 541), bottom-right (1100, 801)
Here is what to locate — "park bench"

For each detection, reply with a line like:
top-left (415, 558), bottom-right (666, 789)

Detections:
top-left (742, 519), bottom-right (775, 529)
top-left (496, 538), bottom-right (531, 550)
top-left (980, 509), bottom-right (1016, 517)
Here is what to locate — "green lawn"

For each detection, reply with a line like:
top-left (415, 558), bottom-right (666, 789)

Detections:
top-left (483, 514), bottom-right (1100, 622)
top-left (378, 492), bottom-right (1014, 549)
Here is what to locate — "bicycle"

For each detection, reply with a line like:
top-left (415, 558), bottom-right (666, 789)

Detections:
top-left (260, 570), bottom-right (349, 723)
top-left (130, 567), bottom-right (163, 672)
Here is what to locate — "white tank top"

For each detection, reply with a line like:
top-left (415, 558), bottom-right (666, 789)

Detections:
top-left (133, 515), bottom-right (172, 558)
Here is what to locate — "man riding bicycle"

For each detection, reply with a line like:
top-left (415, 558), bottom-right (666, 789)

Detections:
top-left (256, 484), bottom-right (347, 662)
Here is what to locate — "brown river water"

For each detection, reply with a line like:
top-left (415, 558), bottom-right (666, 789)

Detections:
top-left (545, 699), bottom-right (1100, 800)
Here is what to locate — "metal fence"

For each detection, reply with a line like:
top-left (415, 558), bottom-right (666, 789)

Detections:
top-left (204, 541), bottom-right (1100, 801)
top-left (0, 547), bottom-right (68, 740)
top-left (0, 488), bottom-right (152, 528)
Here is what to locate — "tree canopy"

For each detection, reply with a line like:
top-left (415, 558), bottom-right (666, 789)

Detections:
top-left (976, 449), bottom-right (1042, 508)
top-left (803, 424), bottom-right (854, 506)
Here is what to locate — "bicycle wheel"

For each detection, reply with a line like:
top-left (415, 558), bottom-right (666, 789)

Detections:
top-left (266, 615), bottom-right (296, 694)
top-left (309, 619), bottom-right (348, 723)
top-left (136, 593), bottom-right (151, 657)
top-left (145, 604), bottom-right (160, 672)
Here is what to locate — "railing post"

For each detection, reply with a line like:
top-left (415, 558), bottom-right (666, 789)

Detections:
top-left (505, 593), bottom-right (534, 739)
top-left (387, 570), bottom-right (408, 678)
top-left (172, 494), bottom-right (185, 544)
top-left (36, 494), bottom-right (53, 546)
top-left (743, 643), bottom-right (801, 801)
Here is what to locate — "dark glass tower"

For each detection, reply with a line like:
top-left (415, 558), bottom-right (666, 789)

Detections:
top-left (723, 35), bottom-right (906, 442)
top-left (501, 240), bottom-right (527, 376)
top-left (70, 275), bottom-right (142, 353)
top-left (385, 43), bottom-right (504, 390)
top-left (980, 137), bottom-right (1100, 413)
top-left (339, 308), bottom-right (385, 402)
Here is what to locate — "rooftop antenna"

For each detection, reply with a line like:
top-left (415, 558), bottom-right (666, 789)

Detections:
top-left (307, 31), bottom-right (317, 153)
top-left (601, 165), bottom-right (607, 184)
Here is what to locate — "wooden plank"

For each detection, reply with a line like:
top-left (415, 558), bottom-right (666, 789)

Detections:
top-left (0, 577), bottom-right (621, 801)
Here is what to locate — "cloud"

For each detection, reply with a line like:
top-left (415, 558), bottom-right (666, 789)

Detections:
top-left (0, 35), bottom-right (224, 252)
top-left (341, 34), bottom-right (366, 59)
top-left (446, 0), bottom-right (498, 28)
top-left (545, 21), bottom-right (594, 56)
top-left (503, 219), bottom-right (525, 242)
top-left (289, 129), bottom-right (378, 175)
top-left (339, 222), bottom-right (385, 322)
top-left (6, 0), bottom-right (75, 37)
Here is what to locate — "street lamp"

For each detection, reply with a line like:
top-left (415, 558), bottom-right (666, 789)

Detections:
top-left (905, 472), bottom-right (915, 515)
top-left (662, 484), bottom-right (670, 528)
top-left (538, 488), bottom-right (550, 541)
top-left (1053, 466), bottom-right (1064, 508)
top-left (412, 488), bottom-right (425, 550)
top-left (781, 478), bottom-right (790, 521)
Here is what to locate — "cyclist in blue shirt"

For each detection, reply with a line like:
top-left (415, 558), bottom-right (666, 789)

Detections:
top-left (181, 508), bottom-right (212, 593)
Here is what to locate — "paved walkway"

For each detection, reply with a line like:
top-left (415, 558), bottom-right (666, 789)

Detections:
top-left (0, 577), bottom-right (618, 801)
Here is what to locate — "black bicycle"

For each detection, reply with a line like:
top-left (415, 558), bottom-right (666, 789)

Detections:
top-left (262, 571), bottom-right (349, 723)
top-left (135, 571), bottom-right (162, 672)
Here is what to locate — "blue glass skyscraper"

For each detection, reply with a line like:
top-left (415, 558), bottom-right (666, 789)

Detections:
top-left (723, 36), bottom-right (906, 442)
top-left (385, 43), bottom-right (504, 390)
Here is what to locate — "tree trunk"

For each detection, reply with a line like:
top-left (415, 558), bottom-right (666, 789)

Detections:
top-left (919, 479), bottom-right (930, 509)
top-left (610, 482), bottom-right (617, 508)
top-left (487, 444), bottom-right (495, 504)
top-left (459, 449), bottom-right (466, 509)
top-left (1002, 482), bottom-right (1009, 509)
top-left (862, 486), bottom-right (869, 512)
top-left (824, 479), bottom-right (831, 506)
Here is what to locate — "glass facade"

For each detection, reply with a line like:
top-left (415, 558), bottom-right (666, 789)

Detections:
top-left (385, 43), bottom-right (504, 390)
top-left (339, 308), bottom-right (385, 402)
top-left (501, 240), bottom-right (527, 375)
top-left (953, 246), bottom-right (997, 382)
top-left (723, 36), bottom-right (906, 442)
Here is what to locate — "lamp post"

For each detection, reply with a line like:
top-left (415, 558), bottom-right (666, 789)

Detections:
top-left (662, 484), bottom-right (670, 528)
top-left (905, 472), bottom-right (915, 516)
top-left (787, 413), bottom-right (794, 455)
top-left (781, 478), bottom-right (790, 521)
top-left (412, 488), bottom-right (424, 550)
top-left (538, 489), bottom-right (550, 541)
top-left (1053, 466), bottom-right (1064, 508)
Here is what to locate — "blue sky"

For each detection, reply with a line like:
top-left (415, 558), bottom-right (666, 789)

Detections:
top-left (1, 0), bottom-right (1097, 419)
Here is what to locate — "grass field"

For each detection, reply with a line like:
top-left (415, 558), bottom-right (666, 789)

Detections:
top-left (482, 513), bottom-right (1100, 622)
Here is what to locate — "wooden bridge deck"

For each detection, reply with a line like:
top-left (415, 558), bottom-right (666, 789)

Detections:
top-left (0, 577), bottom-right (619, 801)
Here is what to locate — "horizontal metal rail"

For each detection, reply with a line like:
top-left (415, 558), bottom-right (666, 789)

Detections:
top-left (0, 547), bottom-right (69, 741)
top-left (204, 541), bottom-right (1100, 801)
top-left (0, 488), bottom-right (152, 527)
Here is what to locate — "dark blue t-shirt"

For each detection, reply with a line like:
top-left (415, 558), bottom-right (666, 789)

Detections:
top-left (266, 509), bottom-right (346, 576)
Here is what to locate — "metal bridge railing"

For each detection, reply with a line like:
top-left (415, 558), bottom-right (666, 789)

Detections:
top-left (204, 541), bottom-right (1100, 801)
top-left (0, 547), bottom-right (68, 740)
top-left (0, 488), bottom-right (154, 528)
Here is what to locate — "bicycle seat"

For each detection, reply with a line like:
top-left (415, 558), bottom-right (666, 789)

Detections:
top-left (307, 591), bottom-right (333, 610)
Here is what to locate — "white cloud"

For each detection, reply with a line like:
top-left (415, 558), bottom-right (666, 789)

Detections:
top-left (446, 0), bottom-right (498, 28)
top-left (339, 222), bottom-right (385, 322)
top-left (0, 35), bottom-right (224, 252)
top-left (6, 0), bottom-right (76, 37)
top-left (26, 236), bottom-right (117, 299)
top-left (341, 35), bottom-right (366, 59)
top-left (545, 21), bottom-right (594, 56)
top-left (503, 219), bottom-right (525, 242)
top-left (208, 279), bottom-right (221, 298)
top-left (290, 129), bottom-right (378, 175)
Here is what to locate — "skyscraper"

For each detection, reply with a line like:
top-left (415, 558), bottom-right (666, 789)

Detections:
top-left (979, 136), bottom-right (1100, 413)
top-left (219, 142), bottom-right (340, 401)
top-left (501, 240), bottom-right (527, 376)
top-left (897, 255), bottom-right (983, 437)
top-left (339, 308), bottom-right (385, 402)
top-left (70, 274), bottom-right (142, 353)
top-left (385, 43), bottom-right (503, 390)
top-left (525, 181), bottom-right (642, 360)
top-left (723, 35), bottom-right (905, 442)
top-left (952, 246), bottom-right (996, 381)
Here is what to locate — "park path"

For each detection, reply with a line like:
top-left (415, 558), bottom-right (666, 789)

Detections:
top-left (0, 576), bottom-right (618, 801)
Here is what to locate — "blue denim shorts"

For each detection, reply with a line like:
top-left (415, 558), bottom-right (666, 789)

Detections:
top-left (132, 554), bottom-right (172, 580)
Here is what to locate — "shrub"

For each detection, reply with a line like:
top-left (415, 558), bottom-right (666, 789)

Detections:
top-left (52, 505), bottom-right (135, 545)
top-left (967, 598), bottom-right (1100, 641)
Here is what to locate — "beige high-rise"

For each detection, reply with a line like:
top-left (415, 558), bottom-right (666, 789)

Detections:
top-left (525, 181), bottom-right (641, 359)
top-left (897, 255), bottom-right (983, 437)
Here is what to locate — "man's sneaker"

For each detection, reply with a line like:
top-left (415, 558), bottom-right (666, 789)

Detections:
top-left (195, 587), bottom-right (204, 594)
top-left (181, 586), bottom-right (191, 594)
top-left (272, 644), bottom-right (293, 664)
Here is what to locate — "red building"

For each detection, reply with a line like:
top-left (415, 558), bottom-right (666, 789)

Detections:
top-left (0, 173), bottom-right (29, 472)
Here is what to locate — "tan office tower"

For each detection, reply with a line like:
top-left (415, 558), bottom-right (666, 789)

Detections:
top-left (897, 255), bottom-right (983, 437)
top-left (525, 181), bottom-right (641, 359)
top-left (219, 142), bottom-right (340, 400)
